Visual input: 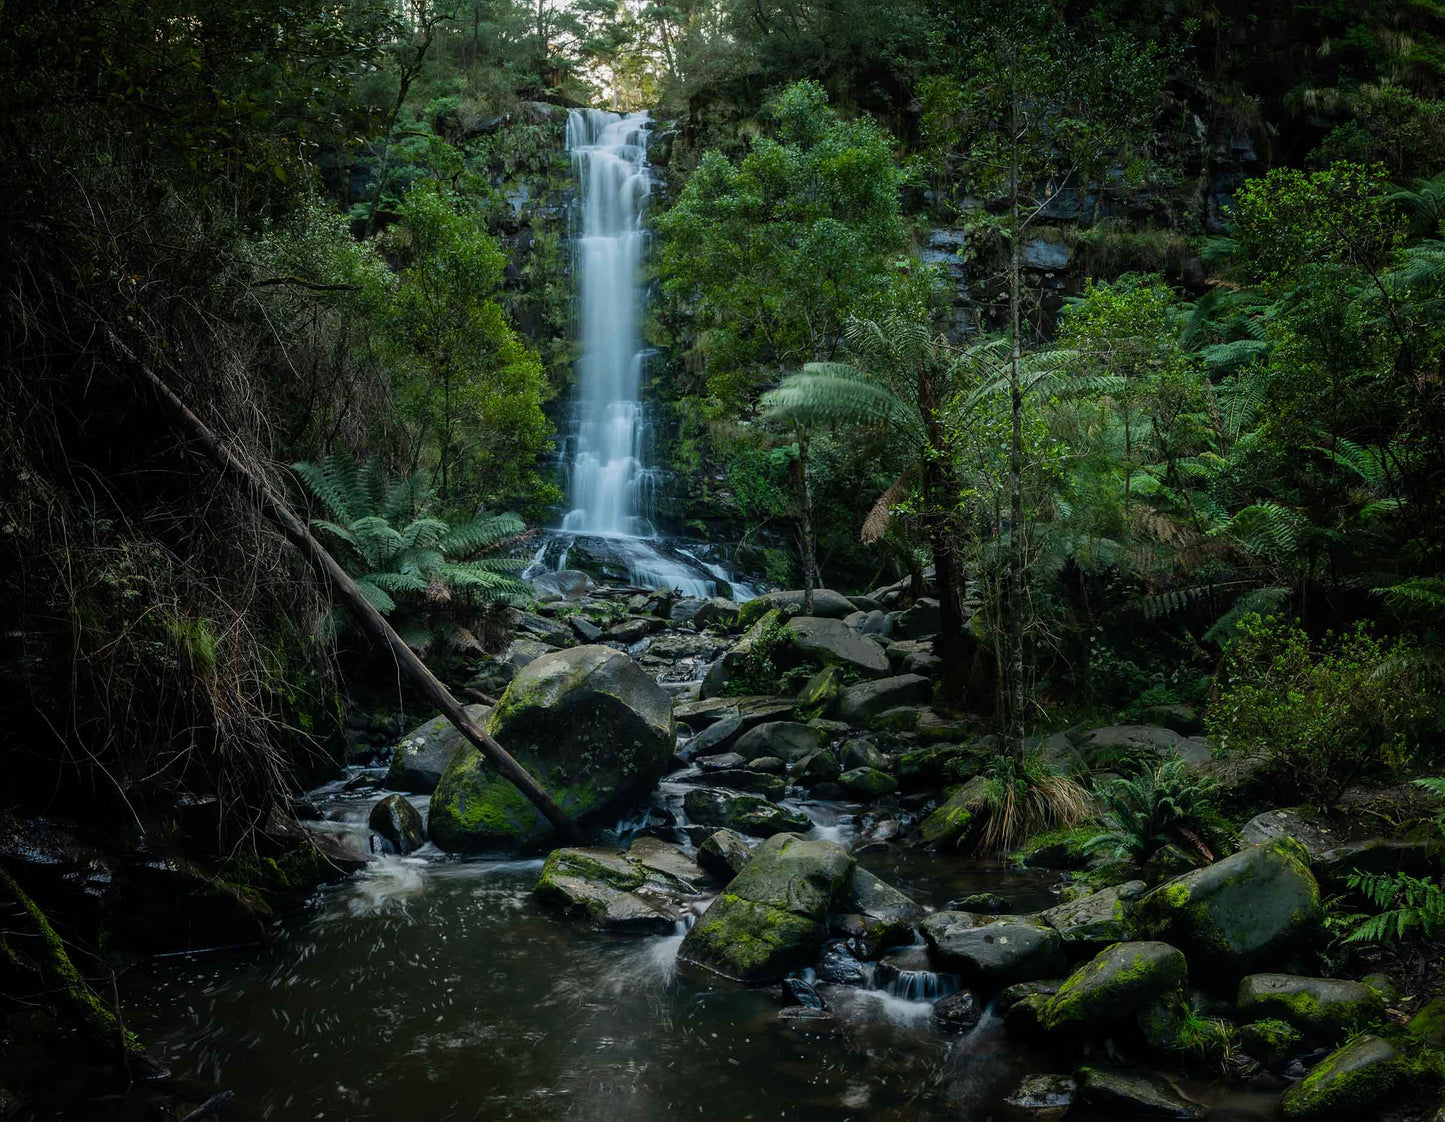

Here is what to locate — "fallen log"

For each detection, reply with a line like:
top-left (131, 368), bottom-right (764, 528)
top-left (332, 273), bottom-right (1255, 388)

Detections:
top-left (131, 356), bottom-right (580, 844)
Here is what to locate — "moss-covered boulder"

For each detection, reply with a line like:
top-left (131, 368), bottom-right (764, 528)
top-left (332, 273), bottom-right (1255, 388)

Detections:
top-left (386, 703), bottom-right (490, 794)
top-left (367, 794), bottom-right (426, 855)
top-left (837, 767), bottom-right (898, 798)
top-left (913, 777), bottom-right (987, 849)
top-left (922, 913), bottom-right (1065, 984)
top-left (738, 589), bottom-right (856, 628)
top-left (533, 846), bottom-right (685, 934)
top-left (1137, 995), bottom-right (1236, 1062)
top-left (1040, 881), bottom-right (1144, 954)
top-left (896, 743), bottom-right (982, 789)
top-left (428, 646), bottom-right (675, 854)
top-left (678, 834), bottom-right (854, 981)
top-left (1281, 1035), bottom-right (1402, 1121)
top-left (1236, 974), bottom-right (1384, 1039)
top-left (692, 768), bottom-right (787, 799)
top-left (789, 616), bottom-right (891, 678)
top-left (1240, 1018), bottom-right (1304, 1067)
top-left (1406, 996), bottom-right (1445, 1049)
top-left (796, 666), bottom-right (843, 720)
top-left (790, 749), bottom-right (841, 784)
top-left (1131, 837), bottom-right (1320, 975)
top-left (1040, 941), bottom-right (1186, 1033)
top-left (682, 787), bottom-right (811, 836)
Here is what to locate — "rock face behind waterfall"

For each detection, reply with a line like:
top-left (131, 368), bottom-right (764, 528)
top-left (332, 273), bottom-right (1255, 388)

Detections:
top-left (428, 645), bottom-right (675, 853)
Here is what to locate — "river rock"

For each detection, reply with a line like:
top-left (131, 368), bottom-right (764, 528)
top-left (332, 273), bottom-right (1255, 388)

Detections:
top-left (533, 846), bottom-right (682, 933)
top-left (1239, 807), bottom-right (1337, 856)
top-left (739, 588), bottom-right (856, 625)
top-left (692, 769), bottom-right (786, 799)
top-left (698, 828), bottom-right (753, 879)
top-left (890, 598), bottom-right (941, 639)
top-left (1280, 1035), bottom-right (1402, 1120)
top-left (696, 751), bottom-right (747, 770)
top-left (386, 703), bottom-right (490, 794)
top-left (933, 990), bottom-right (983, 1031)
top-left (790, 749), bottom-right (841, 783)
top-left (817, 941), bottom-right (868, 984)
top-left (838, 674), bottom-right (932, 726)
top-left (1236, 974), bottom-right (1384, 1039)
top-left (1132, 837), bottom-right (1321, 974)
top-left (567, 614), bottom-right (603, 642)
top-left (781, 976), bottom-right (827, 1010)
top-left (896, 743), bottom-right (981, 789)
top-left (528, 569), bottom-right (596, 601)
top-left (789, 617), bottom-right (891, 679)
top-left (795, 665), bottom-right (843, 720)
top-left (887, 639), bottom-right (944, 677)
top-left (1078, 725), bottom-right (1213, 767)
top-left (922, 913), bottom-right (1065, 984)
top-left (685, 714), bottom-right (745, 757)
top-left (1077, 1067), bottom-right (1206, 1120)
top-left (841, 738), bottom-right (888, 771)
top-left (682, 788), bottom-right (811, 837)
top-left (747, 756), bottom-right (786, 773)
top-left (1239, 1018), bottom-right (1304, 1066)
top-left (429, 646), bottom-right (675, 853)
top-left (606, 616), bottom-right (665, 644)
top-left (514, 610), bottom-right (574, 648)
top-left (678, 834), bottom-right (855, 981)
top-left (735, 721), bottom-right (824, 763)
top-left (693, 597), bottom-right (740, 629)
top-left (368, 794), bottom-right (426, 855)
top-left (1040, 941), bottom-right (1186, 1033)
top-left (674, 697), bottom-right (738, 729)
top-left (837, 767), bottom-right (898, 798)
top-left (999, 1073), bottom-right (1076, 1122)
top-left (1040, 881), bottom-right (1144, 954)
top-left (913, 777), bottom-right (986, 849)
top-left (844, 608), bottom-right (892, 637)
top-left (1312, 838), bottom-right (1439, 887)
top-left (835, 865), bottom-right (923, 953)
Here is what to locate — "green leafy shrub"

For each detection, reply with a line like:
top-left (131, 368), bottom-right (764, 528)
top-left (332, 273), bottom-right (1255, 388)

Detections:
top-left (723, 616), bottom-right (800, 697)
top-left (1085, 755), bottom-right (1229, 866)
top-left (293, 456), bottom-right (529, 656)
top-left (1207, 615), bottom-right (1433, 807)
top-left (976, 751), bottom-right (1091, 855)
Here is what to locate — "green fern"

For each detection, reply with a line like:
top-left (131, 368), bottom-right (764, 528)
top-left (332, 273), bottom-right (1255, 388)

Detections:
top-left (1340, 869), bottom-right (1445, 944)
top-left (291, 458), bottom-right (530, 655)
top-left (1085, 755), bottom-right (1225, 866)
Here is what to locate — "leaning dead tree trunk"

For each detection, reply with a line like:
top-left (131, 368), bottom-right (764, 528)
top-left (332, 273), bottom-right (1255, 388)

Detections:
top-left (132, 358), bottom-right (581, 844)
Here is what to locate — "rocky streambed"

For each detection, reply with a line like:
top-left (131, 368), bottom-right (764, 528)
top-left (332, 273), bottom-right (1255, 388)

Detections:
top-left (118, 575), bottom-right (1443, 1121)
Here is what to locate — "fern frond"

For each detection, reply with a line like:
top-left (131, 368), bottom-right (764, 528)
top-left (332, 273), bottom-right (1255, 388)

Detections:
top-left (1205, 586), bottom-right (1290, 644)
top-left (353, 579), bottom-right (396, 615)
top-left (291, 460), bottom-right (353, 522)
top-left (441, 512), bottom-right (526, 557)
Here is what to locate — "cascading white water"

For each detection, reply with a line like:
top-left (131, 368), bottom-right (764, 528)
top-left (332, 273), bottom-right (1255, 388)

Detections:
top-left (561, 108), bottom-right (658, 537)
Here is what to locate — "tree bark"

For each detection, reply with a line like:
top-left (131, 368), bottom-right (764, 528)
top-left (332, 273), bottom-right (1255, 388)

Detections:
top-left (130, 357), bottom-right (581, 843)
top-left (1006, 27), bottom-right (1027, 752)
top-left (798, 427), bottom-right (816, 615)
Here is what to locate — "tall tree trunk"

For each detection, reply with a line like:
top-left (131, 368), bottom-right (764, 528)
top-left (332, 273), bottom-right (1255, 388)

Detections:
top-left (1005, 30), bottom-right (1027, 752)
top-left (799, 426), bottom-right (816, 614)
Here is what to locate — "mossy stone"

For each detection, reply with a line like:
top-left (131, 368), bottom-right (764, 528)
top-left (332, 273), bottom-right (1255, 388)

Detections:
top-left (1240, 1018), bottom-right (1304, 1067)
top-left (1131, 837), bottom-right (1321, 975)
top-left (837, 766), bottom-right (898, 798)
top-left (1280, 1035), bottom-right (1402, 1121)
top-left (1406, 996), bottom-right (1445, 1049)
top-left (428, 645), bottom-right (675, 854)
top-left (915, 776), bottom-right (987, 849)
top-left (796, 665), bottom-right (843, 720)
top-left (1040, 940), bottom-right (1187, 1033)
top-left (1236, 974), bottom-right (1384, 1040)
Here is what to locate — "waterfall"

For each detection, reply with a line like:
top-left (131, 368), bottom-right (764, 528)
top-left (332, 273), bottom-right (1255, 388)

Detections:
top-left (561, 108), bottom-right (658, 538)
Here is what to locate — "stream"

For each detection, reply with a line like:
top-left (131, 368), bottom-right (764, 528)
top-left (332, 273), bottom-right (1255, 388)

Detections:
top-left (123, 767), bottom-right (1281, 1122)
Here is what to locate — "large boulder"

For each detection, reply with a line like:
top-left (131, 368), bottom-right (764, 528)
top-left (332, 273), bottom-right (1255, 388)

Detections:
top-left (789, 617), bottom-right (891, 679)
top-left (1078, 725), bottom-right (1212, 767)
top-left (528, 569), bottom-right (596, 601)
top-left (734, 721), bottom-right (824, 763)
top-left (386, 703), bottom-right (490, 793)
top-left (678, 834), bottom-right (854, 981)
top-left (1239, 807), bottom-right (1338, 856)
top-left (795, 666), bottom-right (843, 720)
top-left (921, 913), bottom-right (1065, 984)
top-left (682, 788), bottom-right (811, 837)
top-left (890, 598), bottom-right (942, 639)
top-left (838, 674), bottom-right (932, 726)
top-left (1132, 837), bottom-right (1321, 974)
top-left (1076, 1068), bottom-right (1206, 1120)
top-left (835, 866), bottom-right (923, 953)
top-left (738, 588), bottom-right (856, 626)
top-left (1280, 1035), bottom-right (1402, 1121)
top-left (1235, 974), bottom-right (1384, 1039)
top-left (1312, 838), bottom-right (1439, 889)
top-left (1039, 941), bottom-right (1187, 1033)
top-left (698, 828), bottom-right (753, 879)
top-left (428, 646), bottom-right (675, 853)
top-left (368, 794), bottom-right (426, 855)
top-left (837, 767), bottom-right (898, 798)
top-left (692, 769), bottom-right (786, 799)
top-left (1040, 882), bottom-right (1145, 955)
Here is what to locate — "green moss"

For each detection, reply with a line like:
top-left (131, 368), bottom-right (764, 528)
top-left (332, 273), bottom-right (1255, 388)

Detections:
top-left (1281, 1035), bottom-right (1403, 1120)
top-left (1008, 825), bottom-right (1098, 869)
top-left (683, 894), bottom-right (819, 979)
top-left (0, 868), bottom-right (145, 1058)
top-left (1406, 997), bottom-right (1445, 1050)
top-left (1042, 942), bottom-right (1187, 1032)
top-left (1242, 1018), bottom-right (1304, 1066)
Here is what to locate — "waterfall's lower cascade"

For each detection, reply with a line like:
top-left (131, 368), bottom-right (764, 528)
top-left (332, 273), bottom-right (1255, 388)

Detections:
top-left (539, 107), bottom-right (750, 600)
